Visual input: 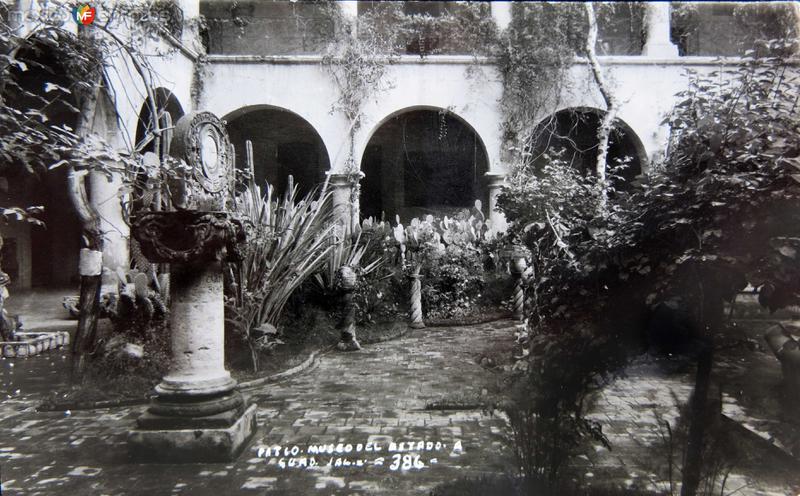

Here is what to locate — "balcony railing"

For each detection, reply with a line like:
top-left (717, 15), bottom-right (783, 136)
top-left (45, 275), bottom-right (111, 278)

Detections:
top-left (671, 2), bottom-right (798, 57)
top-left (199, 1), bottom-right (797, 59)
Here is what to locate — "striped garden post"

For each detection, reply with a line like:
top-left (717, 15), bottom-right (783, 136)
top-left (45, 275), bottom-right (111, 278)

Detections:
top-left (408, 264), bottom-right (425, 329)
top-left (336, 265), bottom-right (361, 351)
top-left (510, 246), bottom-right (528, 322)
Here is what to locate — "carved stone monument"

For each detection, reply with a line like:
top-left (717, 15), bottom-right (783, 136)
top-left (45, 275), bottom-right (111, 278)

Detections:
top-left (128, 111), bottom-right (256, 463)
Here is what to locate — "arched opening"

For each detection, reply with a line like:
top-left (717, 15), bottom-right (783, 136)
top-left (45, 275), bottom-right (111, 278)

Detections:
top-left (132, 89), bottom-right (185, 214)
top-left (530, 108), bottom-right (646, 190)
top-left (224, 107), bottom-right (330, 198)
top-left (0, 32), bottom-right (84, 289)
top-left (360, 108), bottom-right (489, 222)
top-left (134, 88), bottom-right (185, 159)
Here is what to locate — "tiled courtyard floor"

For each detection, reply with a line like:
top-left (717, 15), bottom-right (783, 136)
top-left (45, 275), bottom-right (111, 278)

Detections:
top-left (2, 294), bottom-right (800, 495)
top-left (0, 321), bottom-right (516, 495)
top-left (580, 318), bottom-right (800, 496)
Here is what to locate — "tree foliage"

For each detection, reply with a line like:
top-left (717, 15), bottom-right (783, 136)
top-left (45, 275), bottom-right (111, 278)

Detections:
top-left (501, 44), bottom-right (800, 336)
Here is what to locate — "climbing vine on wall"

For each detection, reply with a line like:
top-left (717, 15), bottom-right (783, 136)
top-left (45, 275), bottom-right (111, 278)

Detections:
top-left (319, 2), bottom-right (497, 166)
top-left (495, 2), bottom-right (646, 172)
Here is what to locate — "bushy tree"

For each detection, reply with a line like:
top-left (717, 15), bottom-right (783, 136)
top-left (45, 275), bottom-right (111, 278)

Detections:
top-left (499, 41), bottom-right (800, 495)
top-left (0, 1), bottom-right (191, 373)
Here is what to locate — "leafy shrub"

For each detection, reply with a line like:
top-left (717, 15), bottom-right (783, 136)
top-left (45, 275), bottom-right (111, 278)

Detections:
top-left (421, 244), bottom-right (485, 320)
top-left (498, 41), bottom-right (800, 496)
top-left (352, 267), bottom-right (404, 325)
top-left (499, 46), bottom-right (800, 336)
top-left (501, 327), bottom-right (628, 493)
top-left (360, 203), bottom-right (506, 321)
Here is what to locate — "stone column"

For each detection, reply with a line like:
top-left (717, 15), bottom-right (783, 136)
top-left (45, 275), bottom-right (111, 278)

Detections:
top-left (485, 172), bottom-right (508, 233)
top-left (328, 173), bottom-right (359, 235)
top-left (642, 3), bottom-right (679, 58)
top-left (408, 267), bottom-right (425, 329)
top-left (89, 171), bottom-right (129, 291)
top-left (339, 0), bottom-right (358, 33)
top-left (177, 0), bottom-right (200, 19)
top-left (7, 0), bottom-right (29, 32)
top-left (336, 265), bottom-right (361, 351)
top-left (155, 261), bottom-right (233, 396)
top-left (509, 247), bottom-right (528, 322)
top-left (128, 111), bottom-right (255, 463)
top-left (490, 1), bottom-right (512, 32)
top-left (129, 213), bottom-right (253, 463)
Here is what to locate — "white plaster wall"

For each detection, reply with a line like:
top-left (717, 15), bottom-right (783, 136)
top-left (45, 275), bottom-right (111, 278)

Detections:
top-left (202, 56), bottom-right (735, 177)
top-left (107, 40), bottom-right (197, 151)
top-left (558, 60), bottom-right (720, 165)
top-left (200, 62), bottom-right (347, 170)
top-left (203, 59), bottom-right (505, 174)
top-left (353, 61), bottom-right (504, 175)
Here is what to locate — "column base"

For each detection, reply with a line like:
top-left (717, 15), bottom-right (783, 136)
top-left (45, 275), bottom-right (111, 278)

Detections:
top-left (128, 403), bottom-right (257, 463)
top-left (642, 42), bottom-right (680, 58)
top-left (409, 321), bottom-right (426, 329)
top-left (336, 339), bottom-right (361, 351)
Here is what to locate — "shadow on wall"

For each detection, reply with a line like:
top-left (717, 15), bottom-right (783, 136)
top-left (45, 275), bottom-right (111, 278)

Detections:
top-left (225, 107), bottom-right (330, 199)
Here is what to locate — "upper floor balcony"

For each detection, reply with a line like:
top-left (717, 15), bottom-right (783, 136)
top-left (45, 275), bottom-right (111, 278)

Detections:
top-left (199, 1), bottom-right (798, 60)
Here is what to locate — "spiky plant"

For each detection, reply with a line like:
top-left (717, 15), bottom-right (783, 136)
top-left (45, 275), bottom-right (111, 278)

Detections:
top-left (227, 177), bottom-right (336, 372)
top-left (313, 227), bottom-right (383, 293)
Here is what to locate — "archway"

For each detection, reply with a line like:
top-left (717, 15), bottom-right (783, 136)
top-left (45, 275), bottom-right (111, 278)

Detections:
top-left (530, 108), bottom-right (647, 190)
top-left (360, 108), bottom-right (490, 222)
top-left (0, 32), bottom-right (84, 289)
top-left (132, 89), bottom-right (185, 215)
top-left (134, 88), bottom-right (185, 158)
top-left (224, 106), bottom-right (330, 198)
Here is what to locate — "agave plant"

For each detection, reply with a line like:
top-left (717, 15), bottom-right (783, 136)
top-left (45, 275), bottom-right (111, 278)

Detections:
top-left (226, 177), bottom-right (336, 372)
top-left (313, 227), bottom-right (383, 293)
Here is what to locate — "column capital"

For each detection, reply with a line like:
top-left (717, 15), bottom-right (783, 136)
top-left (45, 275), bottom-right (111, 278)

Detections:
top-left (484, 171), bottom-right (507, 188)
top-left (328, 171), bottom-right (363, 188)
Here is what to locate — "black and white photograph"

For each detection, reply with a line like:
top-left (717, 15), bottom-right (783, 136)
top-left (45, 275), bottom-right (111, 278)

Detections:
top-left (1, 1), bottom-right (799, 494)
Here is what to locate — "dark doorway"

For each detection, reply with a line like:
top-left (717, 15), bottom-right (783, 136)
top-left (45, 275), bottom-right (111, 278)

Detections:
top-left (226, 107), bottom-right (330, 198)
top-left (531, 108), bottom-right (646, 190)
top-left (360, 109), bottom-right (489, 222)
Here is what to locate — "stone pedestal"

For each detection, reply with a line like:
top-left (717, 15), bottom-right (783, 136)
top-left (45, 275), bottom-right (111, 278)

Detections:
top-left (510, 250), bottom-right (527, 322)
top-left (155, 261), bottom-right (234, 396)
top-left (128, 111), bottom-right (255, 463)
top-left (642, 3), bottom-right (679, 58)
top-left (408, 269), bottom-right (425, 329)
top-left (336, 265), bottom-right (361, 351)
top-left (128, 214), bottom-right (253, 463)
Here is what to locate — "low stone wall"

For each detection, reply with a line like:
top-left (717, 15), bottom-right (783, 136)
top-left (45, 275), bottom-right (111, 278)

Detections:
top-left (1, 331), bottom-right (70, 358)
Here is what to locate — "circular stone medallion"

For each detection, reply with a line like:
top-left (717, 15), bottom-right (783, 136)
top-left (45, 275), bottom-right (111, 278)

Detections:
top-left (171, 111), bottom-right (232, 195)
top-left (198, 123), bottom-right (225, 192)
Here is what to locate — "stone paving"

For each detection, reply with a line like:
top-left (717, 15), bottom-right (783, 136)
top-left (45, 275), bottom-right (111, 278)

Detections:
top-left (581, 353), bottom-right (800, 496)
top-left (2, 308), bottom-right (800, 495)
top-left (0, 321), bottom-right (516, 495)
